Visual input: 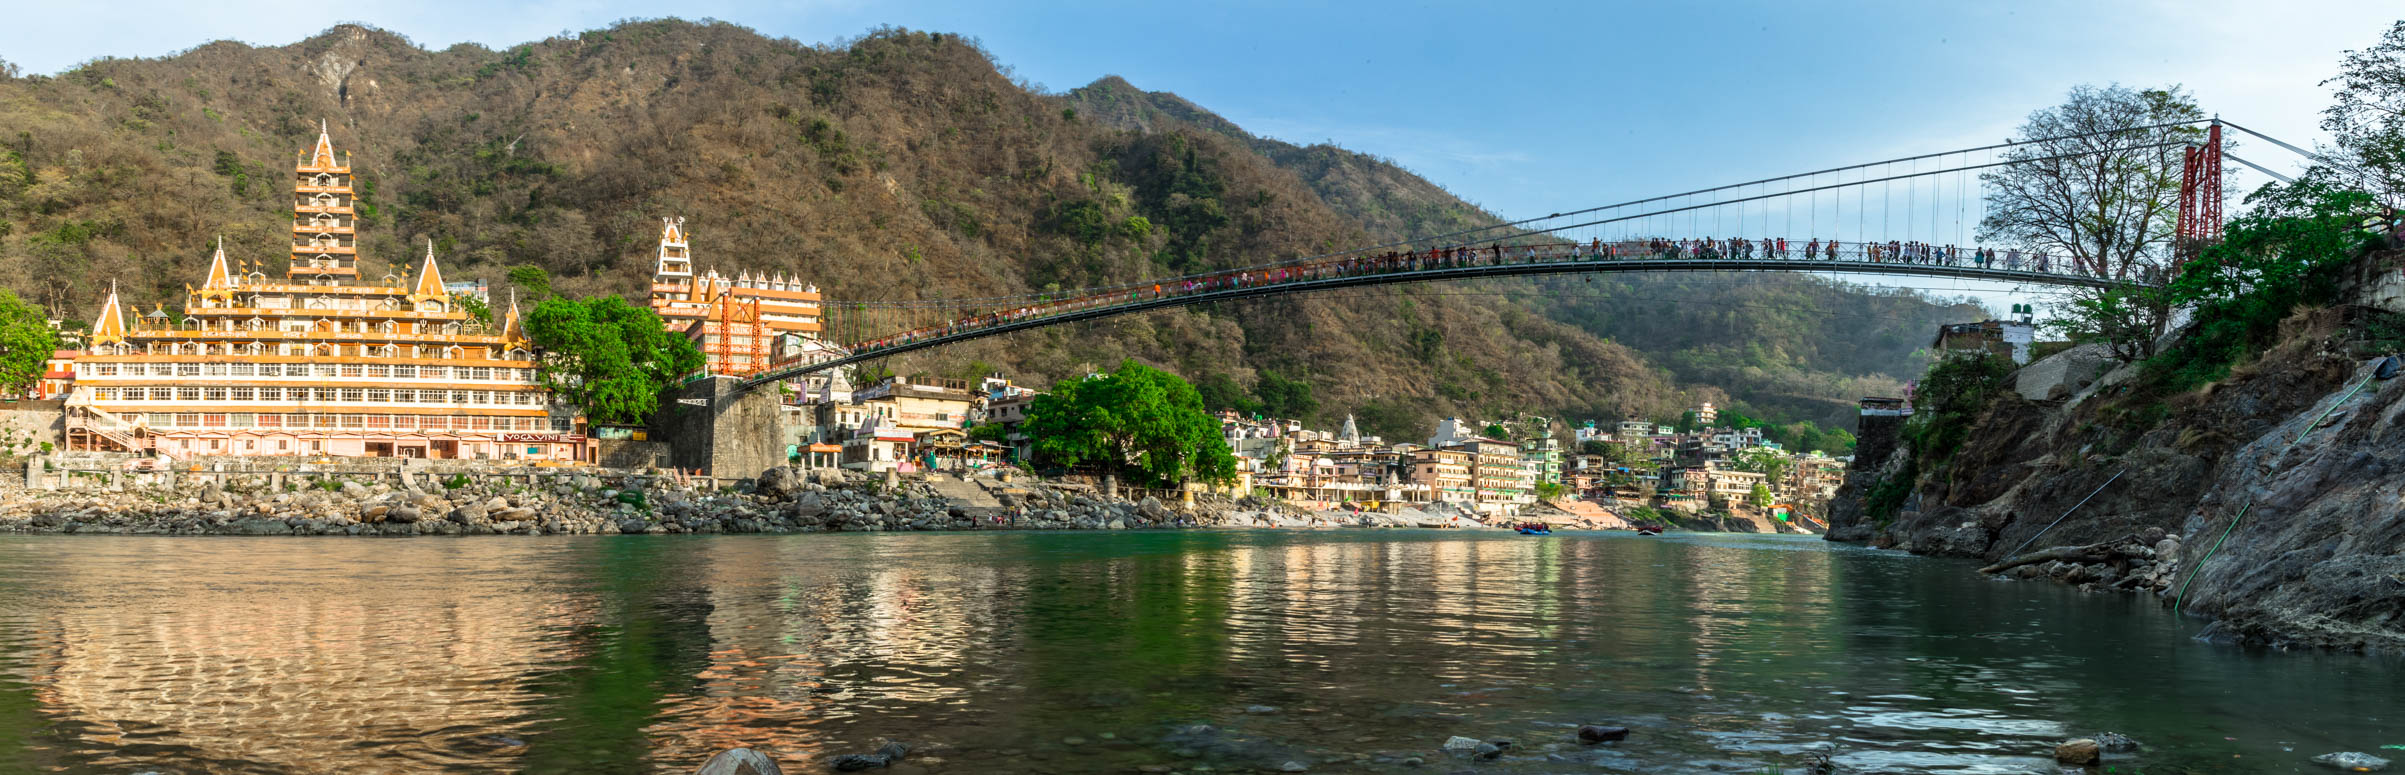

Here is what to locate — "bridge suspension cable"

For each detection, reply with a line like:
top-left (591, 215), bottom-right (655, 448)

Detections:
top-left (838, 120), bottom-right (2210, 311)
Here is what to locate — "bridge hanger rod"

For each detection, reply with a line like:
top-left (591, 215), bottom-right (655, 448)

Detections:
top-left (844, 125), bottom-right (2206, 310)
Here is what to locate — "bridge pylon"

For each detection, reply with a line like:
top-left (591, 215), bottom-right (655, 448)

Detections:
top-left (2176, 120), bottom-right (2225, 262)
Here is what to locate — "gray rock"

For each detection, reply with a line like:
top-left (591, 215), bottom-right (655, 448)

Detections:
top-left (2312, 752), bottom-right (2390, 771)
top-left (1441, 736), bottom-right (1482, 752)
top-left (2093, 731), bottom-right (2140, 753)
top-left (694, 747), bottom-right (784, 775)
top-left (1279, 762), bottom-right (1308, 772)
top-left (386, 506), bottom-right (421, 524)
top-left (618, 517), bottom-right (650, 534)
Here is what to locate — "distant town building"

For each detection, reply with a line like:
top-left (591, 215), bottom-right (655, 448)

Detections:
top-left (1932, 319), bottom-right (2037, 364)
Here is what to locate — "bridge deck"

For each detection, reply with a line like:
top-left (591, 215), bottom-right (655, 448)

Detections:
top-left (743, 253), bottom-right (2138, 386)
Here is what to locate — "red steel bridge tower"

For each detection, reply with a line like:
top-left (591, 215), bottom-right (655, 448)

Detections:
top-left (2176, 120), bottom-right (2225, 251)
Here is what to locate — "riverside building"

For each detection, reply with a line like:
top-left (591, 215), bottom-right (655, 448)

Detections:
top-left (647, 217), bottom-right (826, 377)
top-left (62, 123), bottom-right (584, 462)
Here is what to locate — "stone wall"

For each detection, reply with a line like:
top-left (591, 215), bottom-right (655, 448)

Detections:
top-left (0, 400), bottom-right (64, 457)
top-left (651, 376), bottom-right (785, 478)
top-left (597, 439), bottom-right (671, 470)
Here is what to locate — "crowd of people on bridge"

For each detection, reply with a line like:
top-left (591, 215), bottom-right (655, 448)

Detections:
top-left (776, 236), bottom-right (2111, 369)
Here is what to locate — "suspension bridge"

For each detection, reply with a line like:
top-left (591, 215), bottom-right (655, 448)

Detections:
top-left (738, 118), bottom-right (2299, 389)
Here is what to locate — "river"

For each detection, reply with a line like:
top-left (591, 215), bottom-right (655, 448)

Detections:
top-left (0, 531), bottom-right (2395, 774)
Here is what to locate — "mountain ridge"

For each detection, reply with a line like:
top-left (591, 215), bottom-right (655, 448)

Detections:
top-left (0, 19), bottom-right (1982, 439)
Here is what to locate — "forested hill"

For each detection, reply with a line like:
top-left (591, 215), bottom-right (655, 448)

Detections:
top-left (0, 20), bottom-right (1981, 438)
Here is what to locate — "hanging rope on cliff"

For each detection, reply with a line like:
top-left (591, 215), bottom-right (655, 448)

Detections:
top-left (2172, 358), bottom-right (2395, 616)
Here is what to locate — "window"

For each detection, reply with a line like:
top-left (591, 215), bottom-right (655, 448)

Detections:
top-left (279, 440), bottom-right (290, 451)
top-left (368, 364), bottom-right (390, 378)
top-left (229, 363), bottom-right (254, 377)
top-left (366, 415), bottom-right (391, 429)
top-left (391, 365), bottom-right (416, 379)
top-left (316, 365), bottom-right (339, 378)
top-left (451, 391), bottom-right (469, 404)
top-left (256, 387), bottom-right (280, 402)
top-left (315, 388), bottom-right (338, 402)
top-left (205, 363), bottom-right (228, 376)
top-left (203, 387), bottom-right (227, 401)
top-left (257, 414), bottom-right (281, 429)
top-left (469, 416), bottom-right (492, 430)
top-left (91, 364), bottom-right (117, 376)
top-left (340, 389), bottom-right (363, 403)
top-left (230, 388), bottom-right (253, 401)
top-left (471, 391), bottom-right (490, 405)
top-left (469, 367), bottom-right (492, 381)
top-left (229, 413), bottom-right (254, 429)
top-left (367, 389), bottom-right (389, 402)
top-left (341, 363), bottom-right (363, 377)
top-left (177, 387), bottom-right (201, 402)
top-left (177, 413), bottom-right (200, 428)
top-left (421, 366), bottom-right (445, 380)
top-left (390, 389), bottom-right (413, 403)
top-left (178, 363), bottom-right (201, 377)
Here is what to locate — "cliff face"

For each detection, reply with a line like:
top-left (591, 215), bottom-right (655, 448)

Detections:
top-left (0, 21), bottom-right (1978, 436)
top-left (1827, 250), bottom-right (2405, 651)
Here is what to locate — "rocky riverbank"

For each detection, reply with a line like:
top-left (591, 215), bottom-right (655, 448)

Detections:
top-left (1825, 249), bottom-right (2405, 652)
top-left (0, 465), bottom-right (1509, 537)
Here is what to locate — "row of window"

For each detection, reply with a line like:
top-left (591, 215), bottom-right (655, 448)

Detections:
top-left (90, 342), bottom-right (520, 360)
top-left (96, 386), bottom-right (544, 405)
top-left (82, 363), bottom-right (532, 381)
top-left (146, 413), bottom-right (571, 432)
top-left (174, 317), bottom-right (464, 333)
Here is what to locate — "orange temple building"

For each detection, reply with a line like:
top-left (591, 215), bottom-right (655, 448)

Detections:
top-left (647, 217), bottom-right (825, 376)
top-left (62, 123), bottom-right (585, 461)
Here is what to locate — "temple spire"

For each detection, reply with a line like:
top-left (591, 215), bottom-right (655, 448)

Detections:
top-left (309, 118), bottom-right (338, 168)
top-left (202, 236), bottom-right (235, 290)
top-left (499, 287), bottom-right (523, 342)
top-left (411, 238), bottom-right (447, 298)
top-left (90, 280), bottom-right (126, 345)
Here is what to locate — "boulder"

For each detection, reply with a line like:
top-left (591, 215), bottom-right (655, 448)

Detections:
top-left (618, 517), bottom-right (651, 534)
top-left (756, 466), bottom-right (800, 499)
top-left (448, 502), bottom-right (486, 525)
top-left (2312, 752), bottom-right (2391, 771)
top-left (386, 506), bottom-right (421, 524)
top-left (2054, 738), bottom-right (2101, 765)
top-left (694, 747), bottom-right (784, 775)
top-left (1138, 496), bottom-right (1174, 522)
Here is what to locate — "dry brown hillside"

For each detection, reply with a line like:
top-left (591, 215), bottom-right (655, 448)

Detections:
top-left (0, 20), bottom-right (1977, 439)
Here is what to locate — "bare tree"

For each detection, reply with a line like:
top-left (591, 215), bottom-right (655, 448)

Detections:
top-left (1978, 84), bottom-right (2206, 280)
top-left (2323, 20), bottom-right (2405, 205)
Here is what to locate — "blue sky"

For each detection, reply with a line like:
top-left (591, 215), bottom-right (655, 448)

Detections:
top-left (4, 1), bottom-right (2395, 305)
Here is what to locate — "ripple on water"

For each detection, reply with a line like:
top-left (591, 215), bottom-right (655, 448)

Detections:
top-left (0, 532), bottom-right (2396, 773)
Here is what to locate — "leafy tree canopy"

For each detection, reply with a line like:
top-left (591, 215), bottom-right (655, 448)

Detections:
top-left (0, 290), bottom-right (59, 396)
top-left (1024, 358), bottom-right (1237, 487)
top-left (507, 265), bottom-right (554, 300)
top-left (523, 295), bottom-right (703, 425)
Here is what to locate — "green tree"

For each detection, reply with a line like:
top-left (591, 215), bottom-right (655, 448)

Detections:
top-left (1024, 359), bottom-right (1236, 487)
top-left (1481, 423), bottom-right (1509, 439)
top-left (507, 264), bottom-right (554, 300)
top-left (1731, 447), bottom-right (1790, 483)
top-left (523, 295), bottom-right (704, 425)
top-left (1253, 369), bottom-right (1317, 419)
top-left (1748, 483), bottom-right (1776, 508)
top-left (455, 293), bottom-right (495, 327)
top-left (1194, 372), bottom-right (1262, 416)
top-left (0, 290), bottom-right (58, 396)
top-left (2322, 21), bottom-right (2405, 203)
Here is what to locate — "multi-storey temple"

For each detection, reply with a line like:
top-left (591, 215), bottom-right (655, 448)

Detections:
top-left (647, 217), bottom-right (825, 376)
top-left (63, 123), bottom-right (585, 461)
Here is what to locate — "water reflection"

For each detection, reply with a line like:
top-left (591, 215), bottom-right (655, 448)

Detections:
top-left (0, 532), bottom-right (2397, 774)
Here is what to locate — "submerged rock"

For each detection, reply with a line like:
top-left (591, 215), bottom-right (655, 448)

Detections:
top-left (694, 747), bottom-right (784, 775)
top-left (1575, 725), bottom-right (1629, 744)
top-left (2312, 751), bottom-right (2391, 771)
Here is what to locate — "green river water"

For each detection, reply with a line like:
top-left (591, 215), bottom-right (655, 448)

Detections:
top-left (0, 531), bottom-right (2396, 774)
